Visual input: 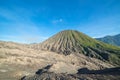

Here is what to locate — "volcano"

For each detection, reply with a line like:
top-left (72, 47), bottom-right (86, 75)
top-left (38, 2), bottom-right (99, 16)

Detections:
top-left (35, 30), bottom-right (120, 66)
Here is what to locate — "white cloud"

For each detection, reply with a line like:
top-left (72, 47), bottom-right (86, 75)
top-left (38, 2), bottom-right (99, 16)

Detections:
top-left (52, 18), bottom-right (63, 24)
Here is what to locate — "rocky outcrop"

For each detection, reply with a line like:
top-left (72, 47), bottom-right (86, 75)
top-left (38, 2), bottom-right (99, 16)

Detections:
top-left (21, 72), bottom-right (79, 80)
top-left (20, 65), bottom-right (79, 80)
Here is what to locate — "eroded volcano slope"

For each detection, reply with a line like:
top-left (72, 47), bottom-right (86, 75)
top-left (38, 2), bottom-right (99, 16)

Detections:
top-left (33, 30), bottom-right (120, 66)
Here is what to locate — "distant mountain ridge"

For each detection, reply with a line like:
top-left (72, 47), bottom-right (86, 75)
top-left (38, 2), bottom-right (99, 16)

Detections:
top-left (96, 34), bottom-right (120, 46)
top-left (32, 30), bottom-right (120, 66)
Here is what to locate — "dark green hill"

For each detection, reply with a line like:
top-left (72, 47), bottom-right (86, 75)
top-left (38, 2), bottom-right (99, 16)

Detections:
top-left (96, 34), bottom-right (120, 46)
top-left (38, 30), bottom-right (120, 66)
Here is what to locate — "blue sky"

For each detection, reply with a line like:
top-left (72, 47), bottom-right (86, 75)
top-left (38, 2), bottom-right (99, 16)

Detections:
top-left (0, 0), bottom-right (120, 43)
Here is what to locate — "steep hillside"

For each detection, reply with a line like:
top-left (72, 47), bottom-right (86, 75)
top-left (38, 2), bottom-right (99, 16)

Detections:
top-left (35, 30), bottom-right (120, 66)
top-left (96, 34), bottom-right (120, 46)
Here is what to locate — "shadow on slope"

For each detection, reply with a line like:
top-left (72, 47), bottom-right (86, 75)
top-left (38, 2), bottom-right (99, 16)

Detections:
top-left (77, 67), bottom-right (120, 75)
top-left (20, 65), bottom-right (120, 80)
